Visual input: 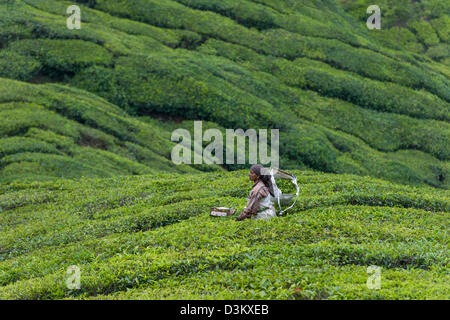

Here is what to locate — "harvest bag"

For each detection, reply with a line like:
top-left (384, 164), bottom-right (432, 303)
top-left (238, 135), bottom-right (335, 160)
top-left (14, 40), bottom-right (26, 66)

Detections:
top-left (268, 168), bottom-right (299, 216)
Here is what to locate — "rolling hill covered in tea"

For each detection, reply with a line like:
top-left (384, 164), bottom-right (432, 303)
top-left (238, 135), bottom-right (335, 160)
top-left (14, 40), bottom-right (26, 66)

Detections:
top-left (0, 0), bottom-right (449, 186)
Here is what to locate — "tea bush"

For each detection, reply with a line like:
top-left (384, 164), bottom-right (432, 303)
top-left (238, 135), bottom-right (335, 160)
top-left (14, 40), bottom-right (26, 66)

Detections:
top-left (0, 51), bottom-right (41, 81)
top-left (426, 44), bottom-right (450, 61)
top-left (7, 39), bottom-right (113, 75)
top-left (408, 20), bottom-right (441, 48)
top-left (430, 16), bottom-right (450, 42)
top-left (372, 28), bottom-right (424, 53)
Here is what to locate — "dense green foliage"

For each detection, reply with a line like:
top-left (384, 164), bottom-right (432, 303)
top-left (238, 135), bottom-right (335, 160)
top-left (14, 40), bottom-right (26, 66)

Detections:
top-left (0, 1), bottom-right (449, 300)
top-left (0, 170), bottom-right (448, 299)
top-left (338, 0), bottom-right (450, 62)
top-left (0, 78), bottom-right (217, 183)
top-left (0, 0), bottom-right (448, 188)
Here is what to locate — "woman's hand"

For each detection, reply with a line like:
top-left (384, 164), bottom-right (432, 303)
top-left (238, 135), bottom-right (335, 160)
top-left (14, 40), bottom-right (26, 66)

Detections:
top-left (235, 211), bottom-right (246, 221)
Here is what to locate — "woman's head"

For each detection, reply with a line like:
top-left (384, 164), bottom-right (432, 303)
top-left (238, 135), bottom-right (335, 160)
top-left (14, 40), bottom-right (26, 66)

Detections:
top-left (249, 164), bottom-right (265, 181)
top-left (249, 166), bottom-right (259, 182)
top-left (249, 164), bottom-right (275, 196)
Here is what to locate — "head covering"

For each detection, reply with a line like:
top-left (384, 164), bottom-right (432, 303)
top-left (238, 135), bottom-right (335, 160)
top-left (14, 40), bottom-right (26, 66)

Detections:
top-left (250, 164), bottom-right (275, 197)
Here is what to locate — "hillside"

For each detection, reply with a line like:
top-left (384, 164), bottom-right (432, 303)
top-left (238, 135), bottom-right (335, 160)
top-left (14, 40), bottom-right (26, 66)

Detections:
top-left (0, 0), bottom-right (449, 188)
top-left (0, 77), bottom-right (223, 183)
top-left (338, 0), bottom-right (450, 63)
top-left (0, 170), bottom-right (448, 299)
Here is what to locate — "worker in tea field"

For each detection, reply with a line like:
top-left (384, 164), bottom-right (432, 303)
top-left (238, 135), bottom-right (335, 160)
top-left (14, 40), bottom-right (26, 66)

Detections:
top-left (236, 164), bottom-right (277, 221)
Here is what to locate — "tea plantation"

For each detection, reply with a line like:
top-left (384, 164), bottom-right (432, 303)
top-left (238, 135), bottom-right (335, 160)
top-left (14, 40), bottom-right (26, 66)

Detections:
top-left (338, 0), bottom-right (450, 63)
top-left (0, 0), bottom-right (449, 300)
top-left (0, 0), bottom-right (449, 187)
top-left (0, 170), bottom-right (448, 299)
